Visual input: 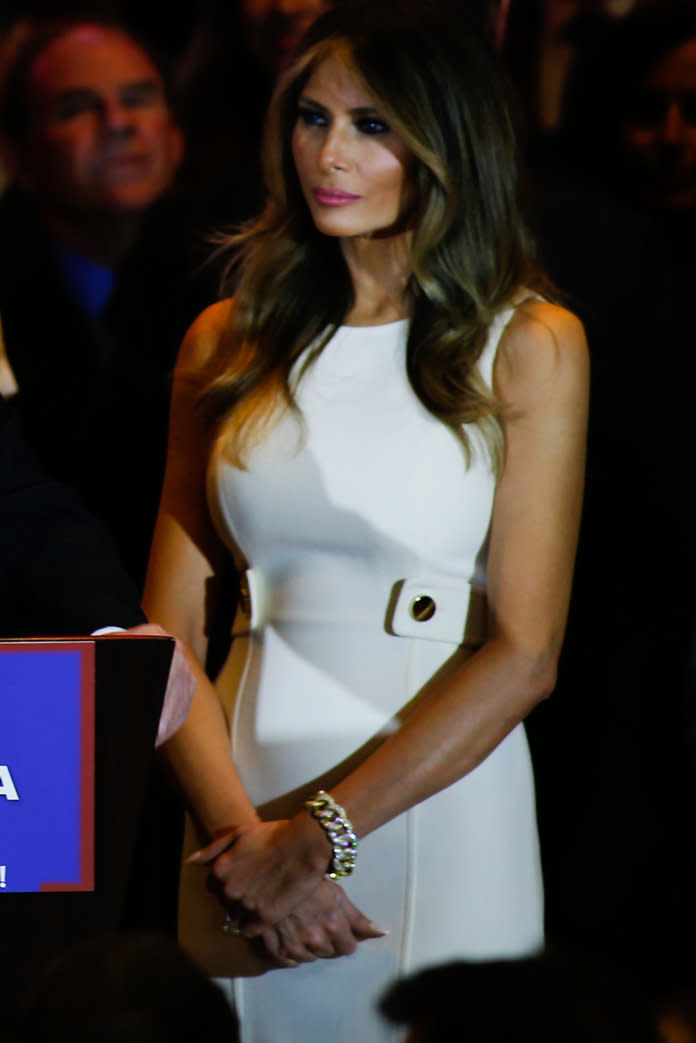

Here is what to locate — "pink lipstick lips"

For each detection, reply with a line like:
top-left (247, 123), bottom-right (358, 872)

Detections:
top-left (312, 187), bottom-right (361, 206)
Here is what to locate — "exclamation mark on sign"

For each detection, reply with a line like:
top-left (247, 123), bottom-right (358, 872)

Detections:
top-left (0, 866), bottom-right (6, 888)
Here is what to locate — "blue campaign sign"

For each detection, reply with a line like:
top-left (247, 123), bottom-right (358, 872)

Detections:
top-left (0, 642), bottom-right (95, 893)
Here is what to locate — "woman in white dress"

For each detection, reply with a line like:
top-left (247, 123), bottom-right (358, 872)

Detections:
top-left (143, 2), bottom-right (589, 1039)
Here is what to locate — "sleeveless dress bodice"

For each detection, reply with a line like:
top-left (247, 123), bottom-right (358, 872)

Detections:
top-left (179, 314), bottom-right (543, 1043)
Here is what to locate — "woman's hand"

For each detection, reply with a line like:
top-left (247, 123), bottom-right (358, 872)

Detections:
top-left (253, 879), bottom-right (387, 968)
top-left (189, 814), bottom-right (335, 932)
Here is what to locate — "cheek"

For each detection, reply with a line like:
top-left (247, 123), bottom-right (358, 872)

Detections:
top-left (44, 134), bottom-right (89, 175)
top-left (46, 121), bottom-right (101, 170)
top-left (370, 157), bottom-right (409, 203)
top-left (363, 141), bottom-right (413, 201)
top-left (291, 131), bottom-right (310, 182)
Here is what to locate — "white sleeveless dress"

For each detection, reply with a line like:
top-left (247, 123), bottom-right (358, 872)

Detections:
top-left (178, 312), bottom-right (544, 1043)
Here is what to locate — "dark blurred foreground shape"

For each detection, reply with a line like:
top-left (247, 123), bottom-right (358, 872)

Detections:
top-left (13, 932), bottom-right (240, 1043)
top-left (379, 954), bottom-right (660, 1043)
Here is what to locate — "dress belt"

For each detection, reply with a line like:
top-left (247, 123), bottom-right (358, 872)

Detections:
top-left (236, 567), bottom-right (488, 647)
top-left (388, 576), bottom-right (487, 646)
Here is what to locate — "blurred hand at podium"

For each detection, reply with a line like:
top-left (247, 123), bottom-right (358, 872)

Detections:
top-left (1, 389), bottom-right (196, 743)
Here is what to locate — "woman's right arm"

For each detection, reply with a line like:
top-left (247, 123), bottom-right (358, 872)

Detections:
top-left (143, 301), bottom-right (261, 833)
top-left (143, 303), bottom-right (384, 960)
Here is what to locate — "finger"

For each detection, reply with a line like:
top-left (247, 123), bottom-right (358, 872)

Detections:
top-left (259, 930), bottom-right (300, 969)
top-left (300, 915), bottom-right (353, 958)
top-left (222, 876), bottom-right (248, 903)
top-left (186, 829), bottom-right (240, 865)
top-left (274, 899), bottom-right (346, 960)
top-left (338, 895), bottom-right (389, 939)
top-left (239, 891), bottom-right (305, 935)
top-left (275, 921), bottom-right (323, 964)
top-left (312, 907), bottom-right (358, 956)
top-left (277, 937), bottom-right (319, 964)
top-left (352, 917), bottom-right (389, 940)
top-left (239, 911), bottom-right (267, 937)
top-left (291, 922), bottom-right (335, 959)
top-left (327, 926), bottom-right (357, 957)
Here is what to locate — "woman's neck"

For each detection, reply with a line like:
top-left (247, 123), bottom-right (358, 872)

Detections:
top-left (340, 232), bottom-right (412, 326)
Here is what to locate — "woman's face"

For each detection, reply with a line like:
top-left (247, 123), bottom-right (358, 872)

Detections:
top-left (290, 53), bottom-right (415, 242)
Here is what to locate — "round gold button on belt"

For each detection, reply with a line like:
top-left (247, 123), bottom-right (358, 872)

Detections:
top-left (409, 594), bottom-right (436, 621)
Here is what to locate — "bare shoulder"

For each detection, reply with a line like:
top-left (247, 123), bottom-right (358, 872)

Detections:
top-left (494, 299), bottom-right (589, 407)
top-left (176, 298), bottom-right (236, 372)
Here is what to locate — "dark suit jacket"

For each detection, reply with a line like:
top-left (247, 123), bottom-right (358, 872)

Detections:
top-left (0, 188), bottom-right (215, 587)
top-left (0, 391), bottom-right (184, 984)
top-left (0, 392), bottom-right (145, 635)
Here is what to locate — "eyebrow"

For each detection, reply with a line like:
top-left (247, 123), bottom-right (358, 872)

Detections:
top-left (118, 78), bottom-right (162, 95)
top-left (49, 78), bottom-right (161, 101)
top-left (298, 95), bottom-right (382, 117)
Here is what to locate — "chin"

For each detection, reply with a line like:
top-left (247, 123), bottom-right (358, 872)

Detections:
top-left (313, 215), bottom-right (400, 239)
top-left (316, 222), bottom-right (366, 238)
top-left (98, 185), bottom-right (166, 212)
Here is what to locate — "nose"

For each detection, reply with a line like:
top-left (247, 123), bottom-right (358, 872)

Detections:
top-left (318, 124), bottom-right (351, 173)
top-left (101, 98), bottom-right (136, 136)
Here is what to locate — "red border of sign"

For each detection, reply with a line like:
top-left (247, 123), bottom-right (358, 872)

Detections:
top-left (42, 641), bottom-right (95, 891)
top-left (0, 640), bottom-right (96, 892)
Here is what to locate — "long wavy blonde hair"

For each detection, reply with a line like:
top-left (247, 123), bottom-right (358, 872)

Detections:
top-left (197, 0), bottom-right (547, 473)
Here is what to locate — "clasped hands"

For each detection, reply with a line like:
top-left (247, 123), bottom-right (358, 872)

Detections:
top-left (188, 815), bottom-right (386, 968)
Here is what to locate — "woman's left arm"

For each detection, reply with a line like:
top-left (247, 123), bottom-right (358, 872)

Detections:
top-left (197, 301), bottom-right (590, 929)
top-left (332, 300), bottom-right (589, 829)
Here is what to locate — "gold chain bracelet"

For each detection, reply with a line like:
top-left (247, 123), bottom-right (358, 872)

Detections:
top-left (304, 790), bottom-right (359, 879)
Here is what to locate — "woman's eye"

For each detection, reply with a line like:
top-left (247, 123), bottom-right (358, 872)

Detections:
top-left (355, 116), bottom-right (389, 135)
top-left (297, 106), bottom-right (327, 128)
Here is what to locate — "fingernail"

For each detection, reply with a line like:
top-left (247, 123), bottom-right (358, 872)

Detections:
top-left (185, 851), bottom-right (202, 864)
top-left (370, 922), bottom-right (389, 935)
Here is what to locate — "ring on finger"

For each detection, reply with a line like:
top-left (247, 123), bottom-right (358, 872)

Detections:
top-left (223, 913), bottom-right (243, 935)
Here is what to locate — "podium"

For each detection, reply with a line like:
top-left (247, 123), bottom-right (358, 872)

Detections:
top-left (0, 635), bottom-right (174, 1010)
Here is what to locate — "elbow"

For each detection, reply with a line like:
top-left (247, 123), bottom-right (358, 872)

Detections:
top-left (492, 612), bottom-right (565, 705)
top-left (504, 638), bottom-right (560, 706)
top-left (528, 653), bottom-right (558, 703)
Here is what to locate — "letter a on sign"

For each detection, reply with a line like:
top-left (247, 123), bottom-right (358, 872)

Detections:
top-left (0, 765), bottom-right (19, 800)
